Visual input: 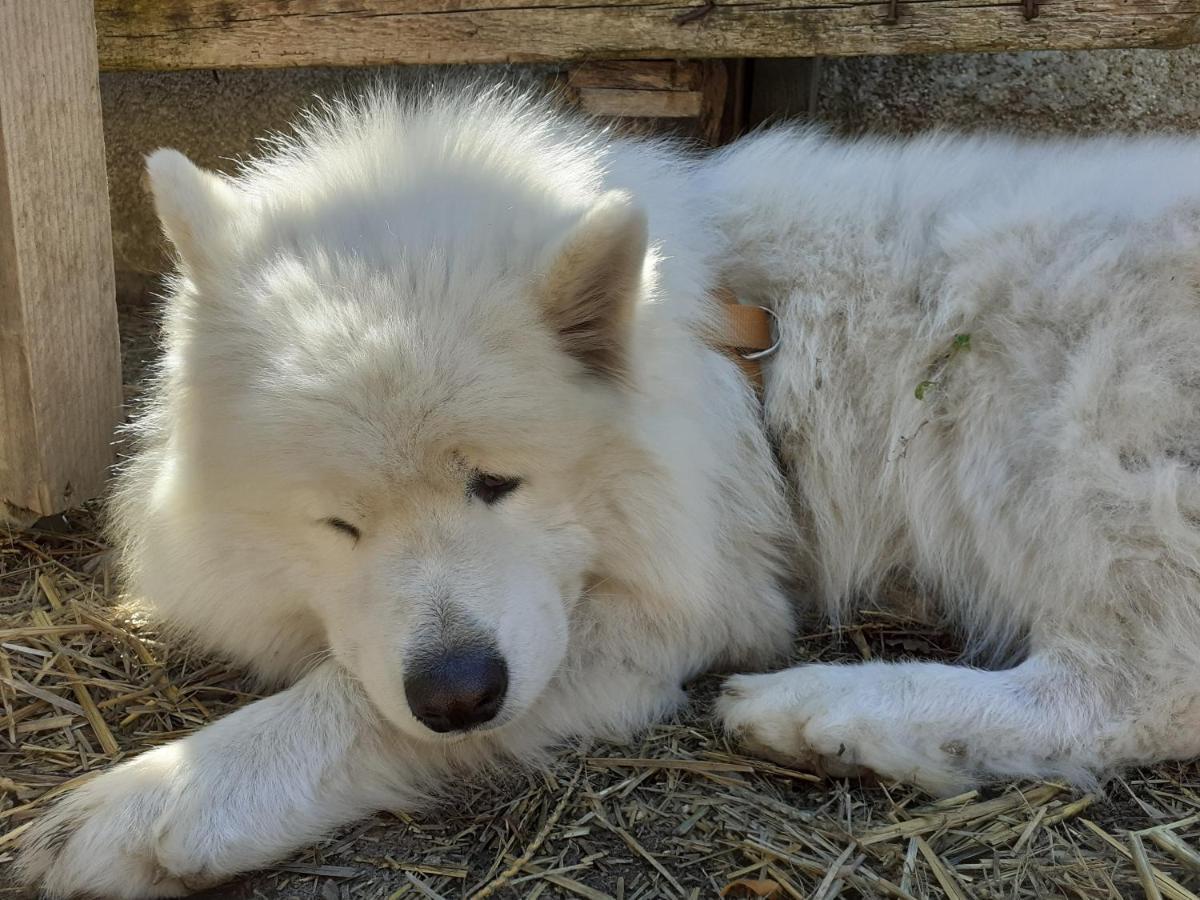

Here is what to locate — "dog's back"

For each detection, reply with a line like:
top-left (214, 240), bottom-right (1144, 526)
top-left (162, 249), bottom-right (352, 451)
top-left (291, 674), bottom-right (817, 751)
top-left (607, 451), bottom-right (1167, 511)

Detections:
top-left (712, 130), bottom-right (1200, 791)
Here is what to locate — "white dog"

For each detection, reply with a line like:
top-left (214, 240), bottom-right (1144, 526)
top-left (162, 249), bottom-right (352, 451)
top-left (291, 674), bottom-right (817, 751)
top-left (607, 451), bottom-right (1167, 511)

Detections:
top-left (18, 84), bottom-right (1200, 897)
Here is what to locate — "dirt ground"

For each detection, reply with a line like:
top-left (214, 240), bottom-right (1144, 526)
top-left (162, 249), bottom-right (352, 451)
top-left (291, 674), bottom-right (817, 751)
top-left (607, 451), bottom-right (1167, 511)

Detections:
top-left (4, 293), bottom-right (1200, 899)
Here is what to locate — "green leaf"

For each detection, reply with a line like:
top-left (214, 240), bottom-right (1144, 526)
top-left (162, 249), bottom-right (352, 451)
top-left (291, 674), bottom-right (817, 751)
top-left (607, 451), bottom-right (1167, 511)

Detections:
top-left (953, 333), bottom-right (971, 350)
top-left (915, 380), bottom-right (936, 401)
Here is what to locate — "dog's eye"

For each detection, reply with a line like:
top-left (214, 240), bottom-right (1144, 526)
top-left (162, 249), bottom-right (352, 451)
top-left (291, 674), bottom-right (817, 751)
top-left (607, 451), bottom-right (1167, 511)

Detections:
top-left (324, 517), bottom-right (361, 541)
top-left (469, 472), bottom-right (522, 505)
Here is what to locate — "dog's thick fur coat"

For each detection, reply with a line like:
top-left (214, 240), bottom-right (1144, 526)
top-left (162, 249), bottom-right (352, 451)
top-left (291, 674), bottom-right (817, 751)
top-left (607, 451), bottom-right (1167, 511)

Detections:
top-left (18, 86), bottom-right (1200, 897)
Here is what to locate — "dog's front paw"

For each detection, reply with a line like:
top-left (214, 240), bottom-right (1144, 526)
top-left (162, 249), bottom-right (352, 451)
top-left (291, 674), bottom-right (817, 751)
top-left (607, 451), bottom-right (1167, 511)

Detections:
top-left (718, 669), bottom-right (867, 778)
top-left (717, 666), bottom-right (975, 795)
top-left (17, 747), bottom-right (223, 899)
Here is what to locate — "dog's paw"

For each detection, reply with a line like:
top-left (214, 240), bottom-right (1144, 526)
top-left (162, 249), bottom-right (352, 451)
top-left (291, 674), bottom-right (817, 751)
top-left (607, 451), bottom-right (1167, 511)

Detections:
top-left (717, 666), bottom-right (973, 795)
top-left (717, 669), bottom-right (867, 778)
top-left (17, 749), bottom-right (222, 899)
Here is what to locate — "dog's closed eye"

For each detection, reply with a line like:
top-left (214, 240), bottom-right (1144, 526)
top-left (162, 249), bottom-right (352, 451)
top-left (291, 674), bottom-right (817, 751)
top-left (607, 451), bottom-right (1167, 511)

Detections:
top-left (469, 472), bottom-right (522, 505)
top-left (324, 517), bottom-right (362, 541)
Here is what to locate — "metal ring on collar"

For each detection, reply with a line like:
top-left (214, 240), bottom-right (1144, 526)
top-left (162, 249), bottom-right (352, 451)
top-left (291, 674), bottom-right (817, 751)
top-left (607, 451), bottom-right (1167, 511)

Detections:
top-left (740, 306), bottom-right (781, 361)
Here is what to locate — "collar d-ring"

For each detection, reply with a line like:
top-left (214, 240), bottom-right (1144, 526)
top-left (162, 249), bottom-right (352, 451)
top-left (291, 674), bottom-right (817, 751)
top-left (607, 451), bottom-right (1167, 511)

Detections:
top-left (740, 306), bottom-right (780, 361)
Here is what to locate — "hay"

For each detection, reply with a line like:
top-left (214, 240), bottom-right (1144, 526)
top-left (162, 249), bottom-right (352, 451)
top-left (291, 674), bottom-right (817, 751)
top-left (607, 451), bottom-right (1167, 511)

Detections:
top-left (4, 293), bottom-right (1200, 898)
top-left (4, 524), bottom-right (1200, 899)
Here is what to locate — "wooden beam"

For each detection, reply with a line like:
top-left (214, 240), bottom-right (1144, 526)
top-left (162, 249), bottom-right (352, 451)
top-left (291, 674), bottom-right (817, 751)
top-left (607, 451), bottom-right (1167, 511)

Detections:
top-left (95, 0), bottom-right (1200, 71)
top-left (1, 0), bottom-right (121, 523)
top-left (568, 60), bottom-right (707, 92)
top-left (559, 60), bottom-right (739, 144)
top-left (575, 88), bottom-right (705, 119)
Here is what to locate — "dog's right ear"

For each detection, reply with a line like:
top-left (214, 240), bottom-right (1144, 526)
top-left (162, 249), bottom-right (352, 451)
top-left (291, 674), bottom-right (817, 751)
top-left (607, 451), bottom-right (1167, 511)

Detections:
top-left (145, 149), bottom-right (244, 280)
top-left (537, 191), bottom-right (648, 381)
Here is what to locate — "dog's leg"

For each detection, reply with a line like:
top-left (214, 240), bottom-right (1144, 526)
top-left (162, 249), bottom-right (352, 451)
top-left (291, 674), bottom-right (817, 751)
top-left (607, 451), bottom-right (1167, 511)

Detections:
top-left (717, 642), bottom-right (1200, 795)
top-left (18, 662), bottom-right (421, 899)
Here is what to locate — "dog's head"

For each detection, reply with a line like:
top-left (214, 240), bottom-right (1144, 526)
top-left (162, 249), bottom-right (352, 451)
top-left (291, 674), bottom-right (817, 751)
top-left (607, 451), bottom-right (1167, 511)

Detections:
top-left (138, 102), bottom-right (653, 742)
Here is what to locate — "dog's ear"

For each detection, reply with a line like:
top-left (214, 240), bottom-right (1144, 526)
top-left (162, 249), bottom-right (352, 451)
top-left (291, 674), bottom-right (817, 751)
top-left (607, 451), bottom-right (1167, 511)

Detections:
top-left (538, 191), bottom-right (648, 380)
top-left (145, 149), bottom-right (244, 279)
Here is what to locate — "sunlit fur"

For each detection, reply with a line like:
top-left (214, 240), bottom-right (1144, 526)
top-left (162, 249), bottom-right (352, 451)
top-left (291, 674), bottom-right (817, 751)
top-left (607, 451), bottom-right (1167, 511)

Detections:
top-left (19, 84), bottom-right (1200, 896)
top-left (17, 84), bottom-right (792, 898)
top-left (712, 129), bottom-right (1200, 793)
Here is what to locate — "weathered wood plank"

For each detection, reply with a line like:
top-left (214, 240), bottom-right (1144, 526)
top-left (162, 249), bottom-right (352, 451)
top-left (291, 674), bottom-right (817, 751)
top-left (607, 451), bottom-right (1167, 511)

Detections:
top-left (1, 0), bottom-right (121, 522)
top-left (95, 0), bottom-right (1200, 71)
top-left (568, 61), bottom-right (705, 91)
top-left (556, 59), bottom-right (737, 143)
top-left (576, 87), bottom-right (705, 118)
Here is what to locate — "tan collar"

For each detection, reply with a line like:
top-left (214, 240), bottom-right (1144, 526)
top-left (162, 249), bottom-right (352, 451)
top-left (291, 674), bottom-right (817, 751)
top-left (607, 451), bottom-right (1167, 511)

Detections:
top-left (711, 288), bottom-right (779, 392)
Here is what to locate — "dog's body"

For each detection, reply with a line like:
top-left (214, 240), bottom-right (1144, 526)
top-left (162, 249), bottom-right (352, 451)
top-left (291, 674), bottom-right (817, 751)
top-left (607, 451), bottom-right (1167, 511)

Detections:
top-left (19, 87), bottom-right (1200, 897)
top-left (711, 130), bottom-right (1200, 791)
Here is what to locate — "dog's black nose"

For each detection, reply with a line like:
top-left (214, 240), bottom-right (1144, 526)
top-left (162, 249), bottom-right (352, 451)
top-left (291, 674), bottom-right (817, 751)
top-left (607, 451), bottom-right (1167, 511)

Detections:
top-left (404, 647), bottom-right (509, 733)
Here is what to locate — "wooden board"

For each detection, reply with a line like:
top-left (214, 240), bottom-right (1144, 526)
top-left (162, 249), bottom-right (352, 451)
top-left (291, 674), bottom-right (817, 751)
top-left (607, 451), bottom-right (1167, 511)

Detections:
top-left (95, 0), bottom-right (1200, 71)
top-left (0, 0), bottom-right (121, 522)
top-left (559, 60), bottom-right (739, 145)
top-left (575, 88), bottom-right (705, 119)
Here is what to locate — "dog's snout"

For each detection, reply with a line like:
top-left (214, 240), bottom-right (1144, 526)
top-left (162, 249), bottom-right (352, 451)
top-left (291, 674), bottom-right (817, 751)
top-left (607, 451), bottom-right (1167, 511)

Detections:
top-left (404, 647), bottom-right (509, 733)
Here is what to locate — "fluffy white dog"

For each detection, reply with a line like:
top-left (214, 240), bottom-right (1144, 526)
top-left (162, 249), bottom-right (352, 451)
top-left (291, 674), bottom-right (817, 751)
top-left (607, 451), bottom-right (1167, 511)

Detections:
top-left (18, 84), bottom-right (1200, 897)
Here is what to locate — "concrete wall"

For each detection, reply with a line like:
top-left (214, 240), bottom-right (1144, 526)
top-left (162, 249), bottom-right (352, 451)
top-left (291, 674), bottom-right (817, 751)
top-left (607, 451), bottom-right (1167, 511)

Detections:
top-left (816, 47), bottom-right (1200, 135)
top-left (101, 47), bottom-right (1200, 274)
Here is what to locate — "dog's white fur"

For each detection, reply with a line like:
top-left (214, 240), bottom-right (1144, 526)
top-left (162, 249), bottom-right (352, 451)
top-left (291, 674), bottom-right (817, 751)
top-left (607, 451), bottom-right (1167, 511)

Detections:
top-left (711, 130), bottom-right (1200, 793)
top-left (18, 85), bottom-right (1200, 897)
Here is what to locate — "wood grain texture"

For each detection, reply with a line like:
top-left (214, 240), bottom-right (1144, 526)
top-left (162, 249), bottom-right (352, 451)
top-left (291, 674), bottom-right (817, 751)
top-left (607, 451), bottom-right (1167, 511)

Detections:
top-left (576, 87), bottom-right (705, 118)
top-left (1, 0), bottom-right (120, 520)
top-left (556, 59), bottom-right (736, 143)
top-left (568, 60), bottom-right (705, 91)
top-left (94, 0), bottom-right (1200, 70)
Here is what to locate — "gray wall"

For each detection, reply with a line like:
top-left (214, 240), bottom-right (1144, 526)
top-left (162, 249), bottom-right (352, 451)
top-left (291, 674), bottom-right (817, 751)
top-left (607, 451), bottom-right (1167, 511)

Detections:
top-left (816, 47), bottom-right (1200, 135)
top-left (101, 47), bottom-right (1200, 274)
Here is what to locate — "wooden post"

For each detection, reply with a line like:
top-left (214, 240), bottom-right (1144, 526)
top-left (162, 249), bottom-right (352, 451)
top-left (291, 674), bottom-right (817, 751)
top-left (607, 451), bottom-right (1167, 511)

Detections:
top-left (0, 0), bottom-right (120, 524)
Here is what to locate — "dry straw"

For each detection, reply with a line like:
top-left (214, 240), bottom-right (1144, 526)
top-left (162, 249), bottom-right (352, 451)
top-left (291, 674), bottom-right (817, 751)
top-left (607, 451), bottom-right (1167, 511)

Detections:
top-left (5, 511), bottom-right (1200, 899)
top-left (3, 301), bottom-right (1200, 897)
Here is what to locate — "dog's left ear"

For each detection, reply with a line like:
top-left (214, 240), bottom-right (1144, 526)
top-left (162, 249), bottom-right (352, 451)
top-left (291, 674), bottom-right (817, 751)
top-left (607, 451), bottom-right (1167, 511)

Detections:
top-left (537, 191), bottom-right (648, 380)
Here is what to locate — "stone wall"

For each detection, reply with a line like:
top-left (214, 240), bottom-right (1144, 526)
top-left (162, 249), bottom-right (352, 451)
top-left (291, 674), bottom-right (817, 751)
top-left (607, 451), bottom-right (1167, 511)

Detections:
top-left (817, 47), bottom-right (1200, 135)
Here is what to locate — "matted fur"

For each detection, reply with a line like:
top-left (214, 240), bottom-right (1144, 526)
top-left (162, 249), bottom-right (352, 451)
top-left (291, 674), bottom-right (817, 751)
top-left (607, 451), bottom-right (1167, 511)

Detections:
top-left (17, 82), bottom-right (1200, 897)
